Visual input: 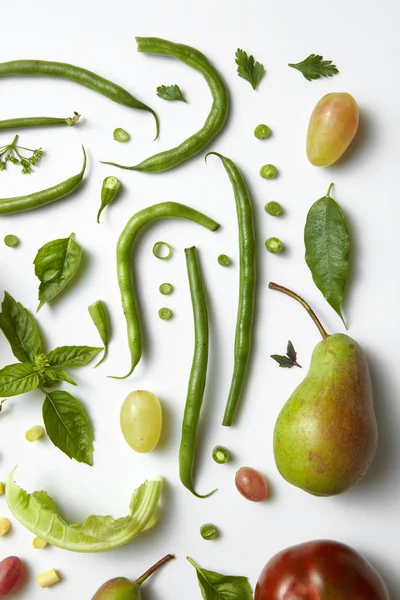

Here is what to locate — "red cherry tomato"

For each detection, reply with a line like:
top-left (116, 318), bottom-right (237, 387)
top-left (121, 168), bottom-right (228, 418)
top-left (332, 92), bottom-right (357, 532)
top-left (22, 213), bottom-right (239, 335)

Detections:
top-left (255, 540), bottom-right (389, 600)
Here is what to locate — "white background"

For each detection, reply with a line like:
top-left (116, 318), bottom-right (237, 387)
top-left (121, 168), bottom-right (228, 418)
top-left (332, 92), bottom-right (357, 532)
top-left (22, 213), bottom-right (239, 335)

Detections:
top-left (1, 0), bottom-right (399, 598)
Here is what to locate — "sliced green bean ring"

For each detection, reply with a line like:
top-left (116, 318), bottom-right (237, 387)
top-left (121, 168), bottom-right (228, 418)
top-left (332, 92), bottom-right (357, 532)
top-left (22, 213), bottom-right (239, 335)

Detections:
top-left (0, 60), bottom-right (159, 139)
top-left (113, 202), bottom-right (220, 379)
top-left (207, 152), bottom-right (256, 427)
top-left (200, 523), bottom-right (218, 540)
top-left (4, 234), bottom-right (19, 247)
top-left (0, 112), bottom-right (80, 130)
top-left (101, 37), bottom-right (229, 172)
top-left (158, 307), bottom-right (173, 320)
top-left (113, 128), bottom-right (130, 142)
top-left (218, 254), bottom-right (231, 266)
top-left (0, 146), bottom-right (86, 216)
top-left (153, 241), bottom-right (173, 259)
top-left (212, 445), bottom-right (230, 464)
top-left (159, 283), bottom-right (173, 295)
top-left (179, 246), bottom-right (216, 498)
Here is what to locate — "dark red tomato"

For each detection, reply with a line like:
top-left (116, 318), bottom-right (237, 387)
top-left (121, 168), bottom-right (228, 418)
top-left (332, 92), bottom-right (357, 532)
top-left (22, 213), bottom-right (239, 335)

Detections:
top-left (255, 540), bottom-right (389, 600)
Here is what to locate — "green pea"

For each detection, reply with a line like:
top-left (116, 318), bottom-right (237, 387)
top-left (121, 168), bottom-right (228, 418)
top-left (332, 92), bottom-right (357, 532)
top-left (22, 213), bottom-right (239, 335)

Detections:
top-left (218, 254), bottom-right (231, 266)
top-left (159, 283), bottom-right (173, 295)
top-left (158, 307), bottom-right (173, 320)
top-left (4, 235), bottom-right (19, 247)
top-left (254, 124), bottom-right (271, 139)
top-left (265, 201), bottom-right (282, 216)
top-left (265, 237), bottom-right (283, 254)
top-left (260, 164), bottom-right (278, 179)
top-left (200, 523), bottom-right (218, 540)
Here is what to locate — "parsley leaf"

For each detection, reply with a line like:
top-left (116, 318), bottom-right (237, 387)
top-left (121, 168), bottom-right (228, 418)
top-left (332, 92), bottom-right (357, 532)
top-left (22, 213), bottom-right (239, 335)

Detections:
top-left (157, 84), bottom-right (186, 102)
top-left (235, 48), bottom-right (265, 90)
top-left (288, 54), bottom-right (339, 82)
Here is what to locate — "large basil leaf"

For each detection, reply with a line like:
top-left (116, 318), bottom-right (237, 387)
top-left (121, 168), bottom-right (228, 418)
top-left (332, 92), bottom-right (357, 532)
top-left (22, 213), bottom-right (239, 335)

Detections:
top-left (187, 557), bottom-right (253, 600)
top-left (304, 185), bottom-right (349, 325)
top-left (47, 346), bottom-right (102, 369)
top-left (34, 233), bottom-right (83, 310)
top-left (44, 369), bottom-right (77, 386)
top-left (42, 390), bottom-right (93, 465)
top-left (0, 363), bottom-right (39, 397)
top-left (0, 292), bottom-right (42, 363)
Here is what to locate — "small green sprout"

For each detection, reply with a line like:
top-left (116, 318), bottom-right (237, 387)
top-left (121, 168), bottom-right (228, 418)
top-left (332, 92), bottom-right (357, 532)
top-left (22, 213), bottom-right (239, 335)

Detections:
top-left (0, 135), bottom-right (44, 174)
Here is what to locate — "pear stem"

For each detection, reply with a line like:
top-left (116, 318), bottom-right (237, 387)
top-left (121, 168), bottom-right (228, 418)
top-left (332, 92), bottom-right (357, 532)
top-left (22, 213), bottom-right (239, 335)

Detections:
top-left (269, 282), bottom-right (329, 340)
top-left (135, 554), bottom-right (175, 586)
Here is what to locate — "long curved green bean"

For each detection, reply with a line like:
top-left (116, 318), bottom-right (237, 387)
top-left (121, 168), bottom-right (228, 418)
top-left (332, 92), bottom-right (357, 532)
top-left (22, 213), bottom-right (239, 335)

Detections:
top-left (179, 247), bottom-right (216, 498)
top-left (0, 60), bottom-right (158, 139)
top-left (0, 113), bottom-right (80, 130)
top-left (0, 146), bottom-right (86, 215)
top-left (101, 37), bottom-right (229, 172)
top-left (206, 152), bottom-right (256, 426)
top-left (113, 202), bottom-right (220, 379)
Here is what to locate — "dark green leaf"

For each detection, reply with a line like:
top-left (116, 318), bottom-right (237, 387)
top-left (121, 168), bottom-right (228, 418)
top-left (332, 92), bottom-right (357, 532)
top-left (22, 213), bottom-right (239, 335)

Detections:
top-left (271, 354), bottom-right (295, 368)
top-left (156, 84), bottom-right (186, 102)
top-left (187, 557), bottom-right (253, 600)
top-left (289, 54), bottom-right (339, 81)
top-left (235, 48), bottom-right (265, 90)
top-left (34, 233), bottom-right (83, 310)
top-left (305, 186), bottom-right (349, 325)
top-left (47, 346), bottom-right (102, 369)
top-left (42, 390), bottom-right (93, 465)
top-left (0, 292), bottom-right (42, 363)
top-left (88, 300), bottom-right (110, 367)
top-left (0, 363), bottom-right (39, 397)
top-left (44, 369), bottom-right (77, 386)
top-left (286, 340), bottom-right (297, 363)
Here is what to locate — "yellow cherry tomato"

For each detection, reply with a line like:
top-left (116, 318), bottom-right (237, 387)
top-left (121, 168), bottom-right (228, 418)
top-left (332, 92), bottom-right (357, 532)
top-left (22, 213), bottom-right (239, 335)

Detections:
top-left (306, 92), bottom-right (359, 166)
top-left (120, 390), bottom-right (162, 453)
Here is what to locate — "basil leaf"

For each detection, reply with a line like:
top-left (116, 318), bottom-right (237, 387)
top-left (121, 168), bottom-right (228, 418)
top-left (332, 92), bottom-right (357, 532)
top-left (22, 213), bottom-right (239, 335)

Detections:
top-left (304, 185), bottom-right (349, 325)
top-left (88, 300), bottom-right (110, 367)
top-left (47, 346), bottom-right (102, 369)
top-left (286, 340), bottom-right (297, 362)
top-left (187, 557), bottom-right (253, 600)
top-left (44, 369), bottom-right (77, 386)
top-left (0, 292), bottom-right (42, 363)
top-left (0, 363), bottom-right (39, 397)
top-left (42, 390), bottom-right (93, 465)
top-left (34, 233), bottom-right (83, 310)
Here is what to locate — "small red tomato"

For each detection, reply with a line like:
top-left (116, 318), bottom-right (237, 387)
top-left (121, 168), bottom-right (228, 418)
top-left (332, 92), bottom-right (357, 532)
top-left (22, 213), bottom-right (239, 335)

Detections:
top-left (255, 540), bottom-right (389, 600)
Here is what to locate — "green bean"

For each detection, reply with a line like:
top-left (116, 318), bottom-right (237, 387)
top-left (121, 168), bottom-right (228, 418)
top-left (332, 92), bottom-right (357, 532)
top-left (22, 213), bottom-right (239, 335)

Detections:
top-left (0, 60), bottom-right (159, 139)
top-left (113, 203), bottom-right (220, 379)
top-left (179, 246), bottom-right (216, 498)
top-left (88, 300), bottom-right (111, 367)
top-left (101, 37), bottom-right (229, 172)
top-left (97, 176), bottom-right (121, 223)
top-left (0, 112), bottom-right (80, 130)
top-left (0, 146), bottom-right (86, 216)
top-left (207, 152), bottom-right (256, 427)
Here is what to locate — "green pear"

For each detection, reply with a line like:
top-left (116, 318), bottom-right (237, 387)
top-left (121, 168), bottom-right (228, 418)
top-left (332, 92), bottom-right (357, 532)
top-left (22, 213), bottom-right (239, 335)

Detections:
top-left (91, 554), bottom-right (174, 600)
top-left (269, 283), bottom-right (378, 496)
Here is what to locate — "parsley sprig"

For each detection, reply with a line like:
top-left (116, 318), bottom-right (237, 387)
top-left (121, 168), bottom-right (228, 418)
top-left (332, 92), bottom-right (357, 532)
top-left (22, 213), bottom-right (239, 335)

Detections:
top-left (289, 54), bottom-right (339, 82)
top-left (235, 48), bottom-right (265, 90)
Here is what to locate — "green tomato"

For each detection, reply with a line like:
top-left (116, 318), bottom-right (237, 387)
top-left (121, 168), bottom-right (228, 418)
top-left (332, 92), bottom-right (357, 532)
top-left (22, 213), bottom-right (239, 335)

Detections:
top-left (120, 391), bottom-right (162, 453)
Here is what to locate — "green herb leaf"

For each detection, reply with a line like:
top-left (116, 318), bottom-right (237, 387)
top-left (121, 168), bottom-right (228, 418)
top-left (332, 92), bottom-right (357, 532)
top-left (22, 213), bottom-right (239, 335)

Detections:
top-left (42, 390), bottom-right (93, 465)
top-left (46, 346), bottom-right (102, 369)
top-left (6, 467), bottom-right (162, 551)
top-left (305, 184), bottom-right (349, 325)
top-left (0, 363), bottom-right (39, 397)
top-left (289, 54), bottom-right (339, 81)
top-left (34, 233), bottom-right (83, 310)
top-left (187, 557), bottom-right (253, 600)
top-left (157, 84), bottom-right (186, 102)
top-left (88, 300), bottom-right (110, 367)
top-left (44, 369), bottom-right (77, 386)
top-left (0, 292), bottom-right (42, 363)
top-left (271, 354), bottom-right (296, 368)
top-left (235, 48), bottom-right (265, 90)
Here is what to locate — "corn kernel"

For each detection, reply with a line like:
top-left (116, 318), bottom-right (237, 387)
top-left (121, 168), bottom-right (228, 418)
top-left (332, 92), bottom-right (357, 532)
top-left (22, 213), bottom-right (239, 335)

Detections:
top-left (25, 425), bottom-right (45, 442)
top-left (37, 569), bottom-right (60, 588)
top-left (0, 517), bottom-right (11, 536)
top-left (0, 482), bottom-right (5, 495)
top-left (32, 536), bottom-right (48, 549)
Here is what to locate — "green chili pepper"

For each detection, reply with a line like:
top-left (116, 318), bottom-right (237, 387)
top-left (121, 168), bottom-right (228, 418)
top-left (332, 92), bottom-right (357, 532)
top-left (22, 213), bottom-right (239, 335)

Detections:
top-left (0, 112), bottom-right (80, 130)
top-left (88, 300), bottom-right (111, 367)
top-left (212, 445), bottom-right (230, 464)
top-left (97, 176), bottom-right (121, 223)
top-left (206, 153), bottom-right (256, 427)
top-left (0, 60), bottom-right (159, 139)
top-left (200, 523), bottom-right (218, 540)
top-left (4, 235), bottom-right (19, 248)
top-left (158, 307), bottom-right (172, 320)
top-left (112, 202), bottom-right (220, 379)
top-left (179, 247), bottom-right (216, 498)
top-left (0, 146), bottom-right (86, 215)
top-left (101, 37), bottom-right (229, 172)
